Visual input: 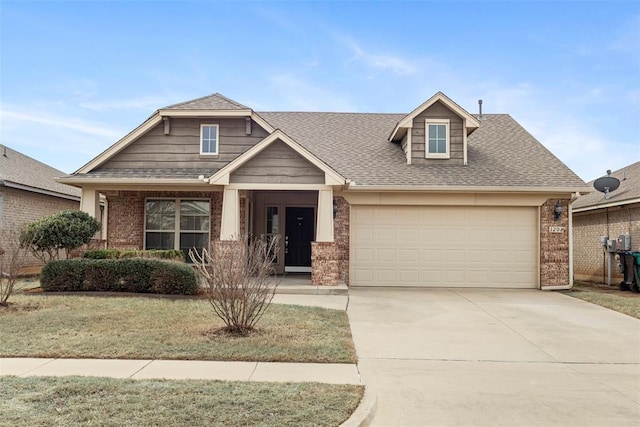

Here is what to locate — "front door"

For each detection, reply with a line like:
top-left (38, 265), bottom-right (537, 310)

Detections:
top-left (285, 207), bottom-right (314, 272)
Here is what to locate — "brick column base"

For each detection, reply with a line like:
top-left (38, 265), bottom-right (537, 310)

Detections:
top-left (311, 241), bottom-right (339, 285)
top-left (540, 199), bottom-right (570, 288)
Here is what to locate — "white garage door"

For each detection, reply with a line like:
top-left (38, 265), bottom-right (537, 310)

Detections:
top-left (351, 205), bottom-right (538, 288)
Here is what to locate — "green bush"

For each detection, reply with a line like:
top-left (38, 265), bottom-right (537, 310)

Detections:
top-left (83, 249), bottom-right (121, 259)
top-left (21, 210), bottom-right (101, 262)
top-left (83, 249), bottom-right (184, 261)
top-left (41, 259), bottom-right (197, 295)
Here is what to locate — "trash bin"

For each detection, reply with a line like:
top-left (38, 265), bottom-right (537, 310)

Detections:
top-left (631, 252), bottom-right (640, 293)
top-left (617, 252), bottom-right (636, 291)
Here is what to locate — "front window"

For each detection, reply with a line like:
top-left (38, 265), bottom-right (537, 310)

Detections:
top-left (426, 119), bottom-right (450, 158)
top-left (200, 124), bottom-right (219, 155)
top-left (145, 199), bottom-right (210, 262)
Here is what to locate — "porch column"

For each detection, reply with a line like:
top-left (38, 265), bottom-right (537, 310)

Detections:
top-left (316, 188), bottom-right (334, 242)
top-left (80, 187), bottom-right (100, 220)
top-left (220, 188), bottom-right (240, 240)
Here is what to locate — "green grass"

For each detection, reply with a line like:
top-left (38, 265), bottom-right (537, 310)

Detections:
top-left (563, 284), bottom-right (640, 319)
top-left (0, 295), bottom-right (357, 363)
top-left (1, 376), bottom-right (363, 427)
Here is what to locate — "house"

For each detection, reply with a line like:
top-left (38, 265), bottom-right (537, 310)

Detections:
top-left (58, 92), bottom-right (589, 289)
top-left (0, 144), bottom-right (82, 266)
top-left (572, 161), bottom-right (640, 283)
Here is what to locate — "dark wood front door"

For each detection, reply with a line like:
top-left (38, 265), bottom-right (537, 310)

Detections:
top-left (285, 207), bottom-right (314, 270)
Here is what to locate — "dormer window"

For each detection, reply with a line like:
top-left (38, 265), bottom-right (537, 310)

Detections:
top-left (426, 119), bottom-right (450, 159)
top-left (200, 124), bottom-right (219, 155)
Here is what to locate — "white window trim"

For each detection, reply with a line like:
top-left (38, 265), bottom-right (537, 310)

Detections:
top-left (143, 198), bottom-right (211, 254)
top-left (425, 119), bottom-right (450, 159)
top-left (200, 124), bottom-right (219, 155)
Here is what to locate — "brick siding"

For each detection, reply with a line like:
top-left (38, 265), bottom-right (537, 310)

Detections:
top-left (0, 187), bottom-right (79, 267)
top-left (311, 241), bottom-right (339, 285)
top-left (573, 203), bottom-right (640, 282)
top-left (540, 199), bottom-right (570, 288)
top-left (333, 196), bottom-right (350, 284)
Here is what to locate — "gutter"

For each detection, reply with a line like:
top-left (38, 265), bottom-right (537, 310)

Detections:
top-left (572, 197), bottom-right (640, 213)
top-left (346, 183), bottom-right (592, 194)
top-left (0, 180), bottom-right (81, 201)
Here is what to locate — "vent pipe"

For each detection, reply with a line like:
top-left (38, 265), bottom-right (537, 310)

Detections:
top-left (478, 99), bottom-right (483, 120)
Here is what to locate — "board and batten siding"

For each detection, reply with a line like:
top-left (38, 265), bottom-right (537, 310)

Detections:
top-left (230, 140), bottom-right (324, 184)
top-left (99, 118), bottom-right (270, 170)
top-left (411, 100), bottom-right (464, 165)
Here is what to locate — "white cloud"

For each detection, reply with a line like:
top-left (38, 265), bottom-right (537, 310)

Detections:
top-left (78, 96), bottom-right (168, 112)
top-left (1, 107), bottom-right (122, 139)
top-left (339, 37), bottom-right (417, 76)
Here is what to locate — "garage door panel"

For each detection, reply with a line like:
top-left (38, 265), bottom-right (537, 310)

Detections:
top-left (351, 205), bottom-right (537, 288)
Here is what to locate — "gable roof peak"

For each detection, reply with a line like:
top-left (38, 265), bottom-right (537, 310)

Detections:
top-left (162, 93), bottom-right (250, 111)
top-left (389, 91), bottom-right (480, 142)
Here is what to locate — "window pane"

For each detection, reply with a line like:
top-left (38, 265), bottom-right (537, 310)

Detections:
top-left (181, 200), bottom-right (209, 216)
top-left (428, 125), bottom-right (437, 138)
top-left (180, 232), bottom-right (209, 263)
top-left (267, 206), bottom-right (279, 234)
top-left (146, 232), bottom-right (174, 250)
top-left (428, 140), bottom-right (437, 153)
top-left (146, 200), bottom-right (175, 230)
top-left (201, 126), bottom-right (218, 153)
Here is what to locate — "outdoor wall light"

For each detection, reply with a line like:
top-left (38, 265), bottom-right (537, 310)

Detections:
top-left (553, 201), bottom-right (564, 221)
top-left (333, 200), bottom-right (338, 219)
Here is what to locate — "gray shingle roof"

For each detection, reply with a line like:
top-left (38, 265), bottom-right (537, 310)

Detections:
top-left (72, 93), bottom-right (587, 190)
top-left (162, 93), bottom-right (249, 110)
top-left (573, 161), bottom-right (640, 209)
top-left (258, 112), bottom-right (586, 188)
top-left (0, 144), bottom-right (81, 198)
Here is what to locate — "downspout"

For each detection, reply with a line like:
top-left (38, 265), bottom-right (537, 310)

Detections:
top-left (543, 192), bottom-right (580, 291)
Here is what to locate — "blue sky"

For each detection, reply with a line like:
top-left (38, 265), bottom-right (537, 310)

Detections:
top-left (1, 0), bottom-right (639, 182)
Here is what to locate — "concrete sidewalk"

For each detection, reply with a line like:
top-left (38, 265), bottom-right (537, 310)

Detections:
top-left (1, 357), bottom-right (361, 385)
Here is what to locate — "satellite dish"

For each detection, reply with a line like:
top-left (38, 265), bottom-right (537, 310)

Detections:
top-left (593, 170), bottom-right (620, 199)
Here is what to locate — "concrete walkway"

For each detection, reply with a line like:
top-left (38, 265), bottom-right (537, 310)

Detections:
top-left (347, 288), bottom-right (640, 427)
top-left (0, 358), bottom-right (360, 384)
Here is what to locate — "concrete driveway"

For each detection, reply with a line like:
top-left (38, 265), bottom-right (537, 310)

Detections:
top-left (347, 288), bottom-right (640, 426)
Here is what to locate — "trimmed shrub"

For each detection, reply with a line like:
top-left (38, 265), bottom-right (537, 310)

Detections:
top-left (83, 249), bottom-right (121, 259)
top-left (41, 259), bottom-right (197, 295)
top-left (83, 249), bottom-right (184, 262)
top-left (21, 210), bottom-right (101, 262)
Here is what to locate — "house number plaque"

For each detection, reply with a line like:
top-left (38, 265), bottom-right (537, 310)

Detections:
top-left (548, 226), bottom-right (565, 233)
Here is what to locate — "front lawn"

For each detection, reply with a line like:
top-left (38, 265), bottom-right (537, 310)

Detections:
top-left (563, 282), bottom-right (640, 319)
top-left (1, 376), bottom-right (363, 427)
top-left (0, 295), bottom-right (357, 363)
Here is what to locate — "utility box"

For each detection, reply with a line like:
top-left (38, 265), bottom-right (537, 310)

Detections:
top-left (617, 234), bottom-right (631, 251)
top-left (606, 239), bottom-right (617, 253)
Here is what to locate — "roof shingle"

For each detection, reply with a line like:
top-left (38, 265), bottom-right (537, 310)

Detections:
top-left (0, 145), bottom-right (81, 198)
top-left (162, 93), bottom-right (249, 110)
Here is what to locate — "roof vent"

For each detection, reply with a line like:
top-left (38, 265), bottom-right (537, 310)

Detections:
top-left (478, 99), bottom-right (483, 120)
top-left (2, 146), bottom-right (6, 157)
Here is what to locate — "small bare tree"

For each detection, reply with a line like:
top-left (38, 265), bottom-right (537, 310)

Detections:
top-left (190, 235), bottom-right (280, 335)
top-left (1, 231), bottom-right (29, 306)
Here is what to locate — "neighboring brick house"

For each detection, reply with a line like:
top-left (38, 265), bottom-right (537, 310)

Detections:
top-left (0, 144), bottom-right (81, 267)
top-left (59, 92), bottom-right (588, 289)
top-left (573, 161), bottom-right (640, 283)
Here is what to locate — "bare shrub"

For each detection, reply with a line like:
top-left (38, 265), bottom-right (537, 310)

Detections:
top-left (190, 235), bottom-right (280, 335)
top-left (1, 231), bottom-right (29, 306)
